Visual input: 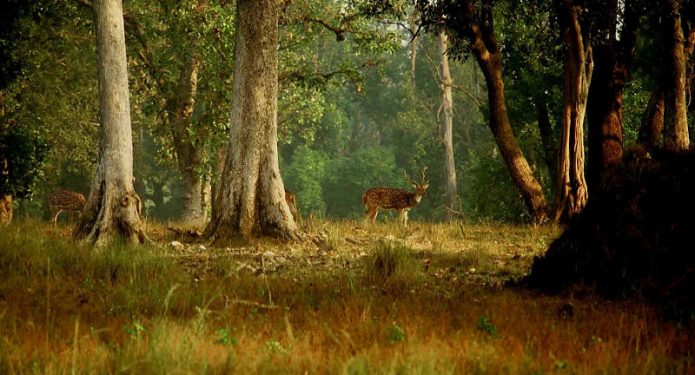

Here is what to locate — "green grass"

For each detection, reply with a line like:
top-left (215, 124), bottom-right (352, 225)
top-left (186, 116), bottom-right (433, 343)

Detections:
top-left (0, 218), bottom-right (692, 374)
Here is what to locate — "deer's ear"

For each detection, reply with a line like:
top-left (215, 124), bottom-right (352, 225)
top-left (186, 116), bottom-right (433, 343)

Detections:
top-left (423, 184), bottom-right (429, 189)
top-left (411, 182), bottom-right (418, 189)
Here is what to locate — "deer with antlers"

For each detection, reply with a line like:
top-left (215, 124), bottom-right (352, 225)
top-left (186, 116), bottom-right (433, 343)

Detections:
top-left (362, 167), bottom-right (429, 226)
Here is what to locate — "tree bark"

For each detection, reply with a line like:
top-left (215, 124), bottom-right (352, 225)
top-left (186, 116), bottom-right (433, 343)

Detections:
top-left (204, 0), bottom-right (299, 243)
top-left (638, 81), bottom-right (665, 150)
top-left (465, 2), bottom-right (549, 222)
top-left (535, 94), bottom-right (557, 183)
top-left (409, 11), bottom-right (419, 87)
top-left (586, 0), bottom-right (637, 189)
top-left (167, 42), bottom-right (209, 226)
top-left (663, 0), bottom-right (690, 152)
top-left (554, 1), bottom-right (592, 222)
top-left (74, 0), bottom-right (146, 246)
top-left (438, 32), bottom-right (459, 220)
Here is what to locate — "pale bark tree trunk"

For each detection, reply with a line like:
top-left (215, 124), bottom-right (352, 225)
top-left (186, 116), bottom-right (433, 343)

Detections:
top-left (168, 43), bottom-right (208, 226)
top-left (438, 32), bottom-right (459, 220)
top-left (663, 0), bottom-right (690, 152)
top-left (204, 0), bottom-right (299, 243)
top-left (554, 1), bottom-right (592, 222)
top-left (74, 0), bottom-right (146, 246)
top-left (409, 11), bottom-right (419, 87)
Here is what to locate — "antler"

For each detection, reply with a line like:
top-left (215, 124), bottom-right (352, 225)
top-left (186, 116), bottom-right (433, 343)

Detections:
top-left (421, 166), bottom-right (429, 184)
top-left (404, 170), bottom-right (418, 186)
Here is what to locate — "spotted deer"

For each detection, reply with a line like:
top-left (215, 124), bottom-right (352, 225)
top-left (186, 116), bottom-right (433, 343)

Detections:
top-left (49, 189), bottom-right (86, 223)
top-left (363, 168), bottom-right (429, 226)
top-left (285, 189), bottom-right (300, 222)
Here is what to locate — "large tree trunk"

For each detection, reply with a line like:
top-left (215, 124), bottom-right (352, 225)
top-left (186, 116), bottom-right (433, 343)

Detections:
top-left (74, 0), bottom-right (146, 246)
top-left (586, 0), bottom-right (637, 190)
top-left (168, 44), bottom-right (209, 226)
top-left (204, 0), bottom-right (299, 243)
top-left (554, 1), bottom-right (592, 222)
top-left (438, 32), bottom-right (459, 220)
top-left (663, 0), bottom-right (690, 152)
top-left (473, 55), bottom-right (549, 222)
top-left (457, 0), bottom-right (548, 222)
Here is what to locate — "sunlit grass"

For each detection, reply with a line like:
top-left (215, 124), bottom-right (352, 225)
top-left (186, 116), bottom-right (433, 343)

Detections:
top-left (0, 218), bottom-right (691, 374)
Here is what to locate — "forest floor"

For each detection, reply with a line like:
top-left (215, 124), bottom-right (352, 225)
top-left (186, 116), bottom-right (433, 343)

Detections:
top-left (0, 218), bottom-right (692, 374)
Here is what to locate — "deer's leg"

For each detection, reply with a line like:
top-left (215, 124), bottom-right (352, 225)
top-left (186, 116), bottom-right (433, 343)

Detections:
top-left (365, 207), bottom-right (378, 223)
top-left (51, 209), bottom-right (62, 223)
top-left (402, 210), bottom-right (409, 227)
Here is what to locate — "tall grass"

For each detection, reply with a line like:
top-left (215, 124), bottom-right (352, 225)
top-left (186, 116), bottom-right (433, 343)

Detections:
top-left (0, 219), bottom-right (692, 374)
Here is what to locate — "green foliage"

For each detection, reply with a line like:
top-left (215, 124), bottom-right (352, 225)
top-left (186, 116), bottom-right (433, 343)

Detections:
top-left (284, 146), bottom-right (329, 215)
top-left (215, 328), bottom-right (238, 346)
top-left (0, 126), bottom-right (48, 198)
top-left (388, 322), bottom-right (406, 343)
top-left (476, 316), bottom-right (498, 337)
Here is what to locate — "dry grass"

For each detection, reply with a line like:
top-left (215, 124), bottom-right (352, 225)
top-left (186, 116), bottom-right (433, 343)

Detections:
top-left (0, 218), bottom-right (692, 374)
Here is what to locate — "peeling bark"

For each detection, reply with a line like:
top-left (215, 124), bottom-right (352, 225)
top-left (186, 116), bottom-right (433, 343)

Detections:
top-left (204, 0), bottom-right (298, 243)
top-left (74, 0), bottom-right (146, 246)
top-left (554, 1), bottom-right (592, 222)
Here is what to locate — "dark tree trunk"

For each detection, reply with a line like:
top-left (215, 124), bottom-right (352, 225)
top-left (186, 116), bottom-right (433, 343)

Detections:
top-left (586, 0), bottom-right (637, 190)
top-left (464, 1), bottom-right (549, 223)
top-left (75, 0), bottom-right (146, 246)
top-left (638, 81), bottom-right (665, 150)
top-left (204, 0), bottom-right (299, 243)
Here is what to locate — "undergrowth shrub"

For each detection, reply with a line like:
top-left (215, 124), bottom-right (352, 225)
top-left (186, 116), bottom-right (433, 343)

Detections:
top-left (365, 241), bottom-right (425, 293)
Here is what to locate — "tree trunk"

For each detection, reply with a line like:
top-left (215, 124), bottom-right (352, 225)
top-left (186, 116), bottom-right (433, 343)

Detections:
top-left (74, 0), bottom-right (146, 246)
top-left (438, 32), bottom-right (459, 220)
top-left (473, 55), bottom-right (549, 222)
top-left (409, 11), bottom-right (419, 87)
top-left (204, 0), bottom-right (299, 243)
top-left (586, 0), bottom-right (637, 189)
top-left (554, 1), bottom-right (592, 222)
top-left (638, 81), bottom-right (665, 150)
top-left (663, 0), bottom-right (690, 152)
top-left (535, 95), bottom-right (557, 183)
top-left (168, 43), bottom-right (209, 226)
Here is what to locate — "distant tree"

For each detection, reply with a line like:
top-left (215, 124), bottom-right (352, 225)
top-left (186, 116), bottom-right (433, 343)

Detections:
top-left (418, 0), bottom-right (549, 223)
top-left (205, 0), bottom-right (299, 242)
top-left (437, 31), bottom-right (460, 220)
top-left (0, 126), bottom-right (48, 224)
top-left (74, 0), bottom-right (147, 245)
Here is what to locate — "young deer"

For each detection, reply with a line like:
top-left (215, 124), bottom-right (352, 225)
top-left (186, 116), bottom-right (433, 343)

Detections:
top-left (49, 189), bottom-right (86, 223)
top-left (284, 189), bottom-right (300, 222)
top-left (363, 168), bottom-right (429, 226)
